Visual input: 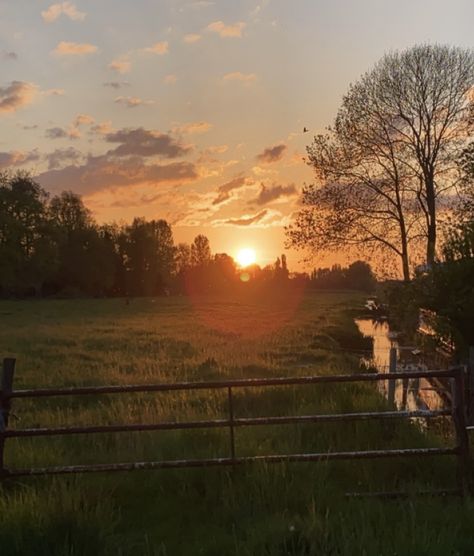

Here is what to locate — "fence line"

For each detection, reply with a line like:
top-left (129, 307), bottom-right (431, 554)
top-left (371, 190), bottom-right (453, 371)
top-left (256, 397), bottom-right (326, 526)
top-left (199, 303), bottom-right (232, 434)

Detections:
top-left (0, 358), bottom-right (469, 498)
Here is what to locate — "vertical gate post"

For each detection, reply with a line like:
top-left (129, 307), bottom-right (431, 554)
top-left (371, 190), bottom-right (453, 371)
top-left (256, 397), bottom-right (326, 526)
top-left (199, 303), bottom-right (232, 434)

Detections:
top-left (387, 347), bottom-right (397, 406)
top-left (468, 347), bottom-right (474, 425)
top-left (0, 358), bottom-right (16, 478)
top-left (227, 387), bottom-right (236, 463)
top-left (451, 367), bottom-right (469, 497)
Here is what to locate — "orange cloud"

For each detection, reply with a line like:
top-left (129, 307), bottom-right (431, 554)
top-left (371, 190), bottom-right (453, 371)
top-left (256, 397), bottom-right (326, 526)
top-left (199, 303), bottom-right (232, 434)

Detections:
top-left (114, 96), bottom-right (155, 108)
top-left (52, 41), bottom-right (97, 56)
top-left (141, 41), bottom-right (169, 55)
top-left (0, 81), bottom-right (37, 114)
top-left (223, 72), bottom-right (257, 84)
top-left (212, 209), bottom-right (290, 228)
top-left (42, 2), bottom-right (86, 23)
top-left (108, 57), bottom-right (131, 74)
top-left (184, 34), bottom-right (202, 43)
top-left (207, 21), bottom-right (245, 38)
top-left (173, 121), bottom-right (212, 135)
top-left (0, 149), bottom-right (40, 168)
top-left (73, 113), bottom-right (95, 127)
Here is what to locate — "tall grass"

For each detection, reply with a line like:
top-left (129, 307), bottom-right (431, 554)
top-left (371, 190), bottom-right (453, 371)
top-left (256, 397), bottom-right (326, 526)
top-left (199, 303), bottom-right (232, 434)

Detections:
top-left (0, 292), bottom-right (472, 555)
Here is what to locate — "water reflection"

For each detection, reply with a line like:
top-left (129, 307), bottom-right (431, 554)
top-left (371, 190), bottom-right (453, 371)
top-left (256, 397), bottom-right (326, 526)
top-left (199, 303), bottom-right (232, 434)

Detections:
top-left (355, 318), bottom-right (450, 414)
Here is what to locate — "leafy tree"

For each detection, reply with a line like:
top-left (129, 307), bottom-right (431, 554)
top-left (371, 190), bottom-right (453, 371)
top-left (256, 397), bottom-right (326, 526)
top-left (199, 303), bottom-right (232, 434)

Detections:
top-left (415, 219), bottom-right (474, 352)
top-left (48, 192), bottom-right (116, 295)
top-left (49, 191), bottom-right (93, 233)
top-left (191, 234), bottom-right (211, 267)
top-left (288, 44), bottom-right (474, 280)
top-left (123, 218), bottom-right (175, 296)
top-left (0, 172), bottom-right (56, 294)
top-left (345, 261), bottom-right (376, 292)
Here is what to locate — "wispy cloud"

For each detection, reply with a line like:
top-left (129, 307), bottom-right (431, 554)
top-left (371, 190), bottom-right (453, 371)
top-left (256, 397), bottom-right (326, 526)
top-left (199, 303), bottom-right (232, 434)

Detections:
top-left (45, 147), bottom-right (82, 169)
top-left (90, 121), bottom-right (114, 135)
top-left (42, 2), bottom-right (86, 23)
top-left (73, 113), bottom-right (95, 127)
top-left (37, 155), bottom-right (198, 194)
top-left (45, 126), bottom-right (80, 140)
top-left (173, 121), bottom-right (212, 135)
top-left (105, 128), bottom-right (191, 158)
top-left (212, 175), bottom-right (252, 205)
top-left (108, 56), bottom-right (131, 74)
top-left (0, 81), bottom-right (37, 114)
top-left (103, 81), bottom-right (130, 89)
top-left (212, 208), bottom-right (289, 228)
top-left (52, 41), bottom-right (97, 57)
top-left (256, 143), bottom-right (287, 163)
top-left (223, 72), bottom-right (257, 84)
top-left (250, 183), bottom-right (297, 205)
top-left (0, 149), bottom-right (40, 168)
top-left (183, 34), bottom-right (201, 44)
top-left (114, 96), bottom-right (155, 108)
top-left (206, 21), bottom-right (246, 38)
top-left (216, 209), bottom-right (269, 226)
top-left (140, 41), bottom-right (169, 55)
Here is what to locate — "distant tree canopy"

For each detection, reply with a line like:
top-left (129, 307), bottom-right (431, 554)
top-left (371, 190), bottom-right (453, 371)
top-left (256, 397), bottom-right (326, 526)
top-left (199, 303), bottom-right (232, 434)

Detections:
top-left (309, 261), bottom-right (375, 292)
top-left (287, 44), bottom-right (474, 281)
top-left (0, 171), bottom-right (377, 298)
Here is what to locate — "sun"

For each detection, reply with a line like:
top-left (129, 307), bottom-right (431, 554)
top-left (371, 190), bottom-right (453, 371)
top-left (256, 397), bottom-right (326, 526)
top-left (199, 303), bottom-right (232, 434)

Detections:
top-left (236, 247), bottom-right (256, 267)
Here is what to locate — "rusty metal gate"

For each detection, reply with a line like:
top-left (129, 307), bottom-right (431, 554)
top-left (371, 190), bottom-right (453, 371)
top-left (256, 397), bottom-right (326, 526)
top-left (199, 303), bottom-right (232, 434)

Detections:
top-left (0, 358), bottom-right (470, 497)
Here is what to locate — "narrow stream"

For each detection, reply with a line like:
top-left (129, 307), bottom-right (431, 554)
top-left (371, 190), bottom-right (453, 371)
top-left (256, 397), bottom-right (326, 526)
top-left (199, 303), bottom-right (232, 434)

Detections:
top-left (355, 318), bottom-right (450, 413)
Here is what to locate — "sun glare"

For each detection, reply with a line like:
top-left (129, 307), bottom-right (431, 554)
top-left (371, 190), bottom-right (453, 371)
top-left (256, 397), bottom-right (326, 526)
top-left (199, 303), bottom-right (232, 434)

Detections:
top-left (236, 247), bottom-right (256, 267)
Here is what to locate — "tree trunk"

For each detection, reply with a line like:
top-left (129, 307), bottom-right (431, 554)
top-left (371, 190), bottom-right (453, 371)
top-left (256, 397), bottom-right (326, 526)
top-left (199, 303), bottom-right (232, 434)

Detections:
top-left (425, 171), bottom-right (437, 267)
top-left (401, 248), bottom-right (410, 282)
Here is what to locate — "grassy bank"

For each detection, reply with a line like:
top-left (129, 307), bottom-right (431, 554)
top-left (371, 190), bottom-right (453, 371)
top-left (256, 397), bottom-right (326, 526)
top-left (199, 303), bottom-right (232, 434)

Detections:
top-left (0, 291), bottom-right (472, 555)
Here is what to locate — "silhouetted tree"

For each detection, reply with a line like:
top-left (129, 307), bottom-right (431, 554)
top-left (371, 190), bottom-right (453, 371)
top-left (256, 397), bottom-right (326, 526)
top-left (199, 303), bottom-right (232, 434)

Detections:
top-left (123, 218), bottom-right (175, 296)
top-left (345, 261), bottom-right (376, 292)
top-left (288, 44), bottom-right (474, 279)
top-left (191, 234), bottom-right (211, 267)
top-left (0, 172), bottom-right (56, 295)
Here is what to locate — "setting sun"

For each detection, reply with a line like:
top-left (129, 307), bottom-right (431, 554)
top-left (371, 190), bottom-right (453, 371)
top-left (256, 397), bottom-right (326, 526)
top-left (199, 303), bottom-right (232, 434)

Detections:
top-left (236, 248), bottom-right (257, 267)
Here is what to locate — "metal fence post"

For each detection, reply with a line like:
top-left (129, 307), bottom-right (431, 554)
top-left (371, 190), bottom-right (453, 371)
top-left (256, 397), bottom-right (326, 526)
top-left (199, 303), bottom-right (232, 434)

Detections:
top-left (227, 387), bottom-right (236, 463)
top-left (451, 367), bottom-right (469, 497)
top-left (387, 347), bottom-right (397, 406)
top-left (0, 358), bottom-right (16, 478)
top-left (468, 346), bottom-right (474, 425)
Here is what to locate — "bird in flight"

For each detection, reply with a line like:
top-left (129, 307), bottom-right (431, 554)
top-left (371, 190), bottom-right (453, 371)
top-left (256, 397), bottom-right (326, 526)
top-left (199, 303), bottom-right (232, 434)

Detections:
top-left (303, 127), bottom-right (309, 133)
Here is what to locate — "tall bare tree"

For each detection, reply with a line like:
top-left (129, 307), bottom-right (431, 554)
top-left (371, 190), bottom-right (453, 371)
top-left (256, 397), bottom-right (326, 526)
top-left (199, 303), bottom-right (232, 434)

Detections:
top-left (288, 44), bottom-right (474, 278)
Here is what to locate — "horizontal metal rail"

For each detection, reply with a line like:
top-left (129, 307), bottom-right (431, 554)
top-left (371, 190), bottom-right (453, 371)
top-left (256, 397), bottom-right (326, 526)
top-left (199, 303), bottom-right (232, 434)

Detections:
top-left (345, 488), bottom-right (462, 499)
top-left (4, 409), bottom-right (452, 439)
top-left (4, 369), bottom-right (457, 399)
top-left (2, 446), bottom-right (458, 478)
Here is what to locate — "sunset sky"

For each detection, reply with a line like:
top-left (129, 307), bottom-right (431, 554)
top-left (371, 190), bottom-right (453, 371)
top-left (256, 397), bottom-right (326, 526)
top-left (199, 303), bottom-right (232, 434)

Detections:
top-left (1, 0), bottom-right (473, 268)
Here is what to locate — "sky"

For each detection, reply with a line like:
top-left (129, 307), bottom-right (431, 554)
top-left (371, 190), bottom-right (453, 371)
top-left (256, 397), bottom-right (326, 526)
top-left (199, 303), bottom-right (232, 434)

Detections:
top-left (1, 0), bottom-right (474, 269)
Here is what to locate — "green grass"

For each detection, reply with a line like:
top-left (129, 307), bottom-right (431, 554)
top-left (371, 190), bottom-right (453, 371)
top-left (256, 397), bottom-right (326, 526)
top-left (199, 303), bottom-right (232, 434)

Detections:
top-left (0, 291), bottom-right (473, 555)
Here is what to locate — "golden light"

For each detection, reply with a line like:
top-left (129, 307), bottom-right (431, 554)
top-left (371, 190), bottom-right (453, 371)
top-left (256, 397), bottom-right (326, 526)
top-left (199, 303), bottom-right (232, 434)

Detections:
top-left (235, 247), bottom-right (256, 267)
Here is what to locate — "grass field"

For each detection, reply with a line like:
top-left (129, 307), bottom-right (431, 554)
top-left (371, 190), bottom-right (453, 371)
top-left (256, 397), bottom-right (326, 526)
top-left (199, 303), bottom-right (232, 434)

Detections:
top-left (0, 291), bottom-right (473, 555)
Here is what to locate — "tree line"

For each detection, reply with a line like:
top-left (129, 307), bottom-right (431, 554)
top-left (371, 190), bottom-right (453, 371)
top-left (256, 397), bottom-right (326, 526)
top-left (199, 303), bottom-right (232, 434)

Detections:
top-left (0, 171), bottom-right (376, 298)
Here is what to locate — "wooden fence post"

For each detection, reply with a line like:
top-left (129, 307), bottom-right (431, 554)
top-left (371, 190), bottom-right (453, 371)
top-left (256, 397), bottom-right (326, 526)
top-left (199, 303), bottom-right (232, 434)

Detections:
top-left (387, 347), bottom-right (397, 406)
top-left (0, 358), bottom-right (16, 478)
top-left (451, 367), bottom-right (469, 497)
